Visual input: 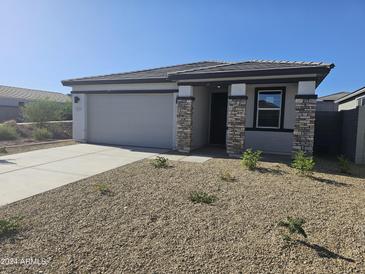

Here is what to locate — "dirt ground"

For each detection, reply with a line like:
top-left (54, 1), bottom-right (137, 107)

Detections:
top-left (0, 156), bottom-right (364, 273)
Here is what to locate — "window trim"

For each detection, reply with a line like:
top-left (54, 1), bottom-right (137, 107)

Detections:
top-left (254, 87), bottom-right (286, 130)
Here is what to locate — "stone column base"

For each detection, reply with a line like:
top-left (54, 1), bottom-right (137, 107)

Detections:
top-left (292, 95), bottom-right (317, 156)
top-left (226, 96), bottom-right (247, 156)
top-left (176, 96), bottom-right (194, 153)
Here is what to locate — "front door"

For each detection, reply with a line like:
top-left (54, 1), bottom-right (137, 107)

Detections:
top-left (210, 92), bottom-right (228, 145)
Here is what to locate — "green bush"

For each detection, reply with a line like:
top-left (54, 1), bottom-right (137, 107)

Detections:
top-left (189, 191), bottom-right (217, 204)
top-left (337, 155), bottom-right (351, 174)
top-left (241, 149), bottom-right (262, 170)
top-left (0, 147), bottom-right (7, 154)
top-left (60, 101), bottom-right (72, 120)
top-left (0, 217), bottom-right (20, 238)
top-left (32, 128), bottom-right (53, 141)
top-left (0, 124), bottom-right (18, 140)
top-left (95, 183), bottom-right (112, 195)
top-left (291, 151), bottom-right (315, 176)
top-left (278, 217), bottom-right (307, 241)
top-left (22, 99), bottom-right (71, 124)
top-left (150, 156), bottom-right (169, 168)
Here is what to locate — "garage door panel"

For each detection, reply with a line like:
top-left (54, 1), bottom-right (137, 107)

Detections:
top-left (87, 94), bottom-right (174, 148)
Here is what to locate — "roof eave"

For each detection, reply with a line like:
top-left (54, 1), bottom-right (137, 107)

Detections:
top-left (167, 66), bottom-right (333, 84)
top-left (61, 77), bottom-right (172, 86)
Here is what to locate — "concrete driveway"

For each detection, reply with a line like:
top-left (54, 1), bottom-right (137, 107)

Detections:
top-left (0, 144), bottom-right (167, 206)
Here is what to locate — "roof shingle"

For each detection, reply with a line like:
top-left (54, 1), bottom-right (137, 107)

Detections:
top-left (62, 60), bottom-right (334, 86)
top-left (0, 85), bottom-right (70, 102)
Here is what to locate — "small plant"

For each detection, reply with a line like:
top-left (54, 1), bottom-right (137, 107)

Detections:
top-left (95, 183), bottom-right (112, 195)
top-left (278, 217), bottom-right (307, 242)
top-left (0, 124), bottom-right (18, 141)
top-left (0, 147), bottom-right (7, 154)
top-left (0, 217), bottom-right (20, 237)
top-left (219, 170), bottom-right (236, 182)
top-left (337, 155), bottom-right (351, 174)
top-left (241, 149), bottom-right (262, 170)
top-left (150, 156), bottom-right (169, 168)
top-left (291, 151), bottom-right (315, 176)
top-left (189, 191), bottom-right (217, 204)
top-left (32, 127), bottom-right (53, 141)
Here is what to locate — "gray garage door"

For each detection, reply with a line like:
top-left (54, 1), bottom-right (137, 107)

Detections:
top-left (87, 94), bottom-right (174, 148)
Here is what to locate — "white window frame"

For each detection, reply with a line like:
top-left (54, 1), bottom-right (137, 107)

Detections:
top-left (256, 90), bottom-right (283, 129)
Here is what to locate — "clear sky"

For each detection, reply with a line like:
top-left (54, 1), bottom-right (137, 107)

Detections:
top-left (0, 0), bottom-right (364, 96)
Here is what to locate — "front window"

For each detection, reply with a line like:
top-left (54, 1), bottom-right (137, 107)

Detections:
top-left (256, 90), bottom-right (283, 129)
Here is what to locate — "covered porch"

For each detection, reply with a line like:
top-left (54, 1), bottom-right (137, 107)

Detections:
top-left (175, 81), bottom-right (318, 157)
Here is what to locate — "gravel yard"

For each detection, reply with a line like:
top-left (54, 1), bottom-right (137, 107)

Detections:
top-left (0, 156), bottom-right (364, 273)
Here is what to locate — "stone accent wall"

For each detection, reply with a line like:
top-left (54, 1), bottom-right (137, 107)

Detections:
top-left (292, 96), bottom-right (317, 156)
top-left (226, 96), bottom-right (247, 156)
top-left (176, 97), bottom-right (194, 153)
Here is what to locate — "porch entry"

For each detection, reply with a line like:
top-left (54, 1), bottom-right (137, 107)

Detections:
top-left (210, 92), bottom-right (228, 145)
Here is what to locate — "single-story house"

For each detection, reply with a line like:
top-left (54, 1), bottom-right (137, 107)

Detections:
top-left (335, 86), bottom-right (365, 111)
top-left (0, 85), bottom-right (70, 122)
top-left (62, 60), bottom-right (334, 157)
top-left (316, 91), bottom-right (349, 112)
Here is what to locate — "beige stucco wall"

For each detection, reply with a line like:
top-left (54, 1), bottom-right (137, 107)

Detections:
top-left (338, 100), bottom-right (358, 111)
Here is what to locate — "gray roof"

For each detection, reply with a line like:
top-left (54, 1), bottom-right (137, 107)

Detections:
top-left (170, 60), bottom-right (333, 74)
top-left (62, 60), bottom-right (334, 86)
top-left (335, 86), bottom-right (365, 104)
top-left (318, 92), bottom-right (350, 101)
top-left (0, 85), bottom-right (70, 103)
top-left (62, 61), bottom-right (225, 85)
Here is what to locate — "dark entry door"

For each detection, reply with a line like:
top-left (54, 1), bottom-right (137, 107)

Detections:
top-left (210, 93), bottom-right (228, 145)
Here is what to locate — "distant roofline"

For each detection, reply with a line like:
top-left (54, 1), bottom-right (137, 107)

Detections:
top-left (0, 84), bottom-right (64, 95)
top-left (0, 84), bottom-right (69, 102)
top-left (318, 91), bottom-right (350, 101)
top-left (335, 86), bottom-right (365, 104)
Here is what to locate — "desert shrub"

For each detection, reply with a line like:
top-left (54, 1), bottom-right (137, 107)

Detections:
top-left (60, 101), bottom-right (72, 120)
top-left (32, 128), bottom-right (53, 141)
top-left (219, 170), bottom-right (236, 182)
top-left (291, 151), bottom-right (315, 176)
top-left (0, 147), bottom-right (7, 154)
top-left (95, 183), bottom-right (112, 195)
top-left (189, 191), bottom-right (217, 204)
top-left (0, 217), bottom-right (20, 238)
top-left (22, 99), bottom-right (67, 124)
top-left (241, 149), bottom-right (262, 170)
top-left (278, 217), bottom-right (307, 241)
top-left (0, 124), bottom-right (18, 140)
top-left (3, 120), bottom-right (17, 127)
top-left (150, 156), bottom-right (169, 168)
top-left (337, 155), bottom-right (351, 174)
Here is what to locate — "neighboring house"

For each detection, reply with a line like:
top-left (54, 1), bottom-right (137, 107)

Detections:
top-left (335, 86), bottom-right (365, 111)
top-left (317, 92), bottom-right (349, 111)
top-left (334, 86), bottom-right (365, 164)
top-left (62, 60), bottom-right (334, 157)
top-left (0, 85), bottom-right (70, 122)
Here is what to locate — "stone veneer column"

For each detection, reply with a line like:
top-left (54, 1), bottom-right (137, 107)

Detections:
top-left (226, 95), bottom-right (247, 156)
top-left (292, 95), bottom-right (317, 156)
top-left (176, 96), bottom-right (194, 153)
